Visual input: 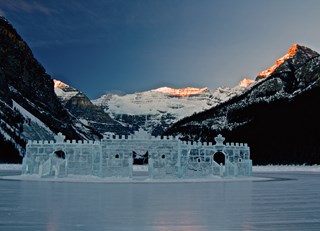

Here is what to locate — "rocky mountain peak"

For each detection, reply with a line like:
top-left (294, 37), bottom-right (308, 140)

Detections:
top-left (54, 79), bottom-right (69, 89)
top-left (256, 44), bottom-right (319, 80)
top-left (53, 79), bottom-right (125, 136)
top-left (53, 79), bottom-right (79, 102)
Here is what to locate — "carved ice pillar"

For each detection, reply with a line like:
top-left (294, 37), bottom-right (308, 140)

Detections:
top-left (129, 156), bottom-right (133, 178)
top-left (148, 157), bottom-right (153, 178)
top-left (176, 141), bottom-right (182, 178)
top-left (220, 163), bottom-right (224, 177)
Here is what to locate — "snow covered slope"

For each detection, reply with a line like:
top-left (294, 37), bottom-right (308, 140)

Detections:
top-left (91, 84), bottom-right (251, 135)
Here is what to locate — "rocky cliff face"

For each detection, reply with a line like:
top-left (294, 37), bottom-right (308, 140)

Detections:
top-left (0, 17), bottom-right (100, 162)
top-left (165, 44), bottom-right (320, 165)
top-left (54, 80), bottom-right (128, 135)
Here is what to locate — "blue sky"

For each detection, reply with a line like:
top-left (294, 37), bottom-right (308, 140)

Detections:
top-left (1, 0), bottom-right (320, 99)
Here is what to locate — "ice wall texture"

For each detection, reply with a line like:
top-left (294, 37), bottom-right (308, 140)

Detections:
top-left (22, 130), bottom-right (252, 178)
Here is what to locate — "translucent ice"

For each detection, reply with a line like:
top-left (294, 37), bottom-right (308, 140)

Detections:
top-left (22, 132), bottom-right (252, 179)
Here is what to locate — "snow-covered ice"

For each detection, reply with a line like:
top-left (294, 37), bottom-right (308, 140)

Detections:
top-left (0, 173), bottom-right (267, 184)
top-left (0, 164), bottom-right (22, 171)
top-left (2, 163), bottom-right (320, 173)
top-left (2, 164), bottom-right (320, 183)
top-left (253, 164), bottom-right (320, 172)
top-left (0, 169), bottom-right (319, 230)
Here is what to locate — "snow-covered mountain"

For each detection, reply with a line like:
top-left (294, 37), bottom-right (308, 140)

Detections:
top-left (0, 17), bottom-right (101, 162)
top-left (3, 15), bottom-right (318, 166)
top-left (165, 44), bottom-right (320, 165)
top-left (53, 80), bottom-right (128, 135)
top-left (90, 83), bottom-right (251, 136)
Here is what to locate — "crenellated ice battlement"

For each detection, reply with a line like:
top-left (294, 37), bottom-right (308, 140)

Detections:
top-left (28, 139), bottom-right (101, 145)
top-left (104, 135), bottom-right (179, 140)
top-left (225, 142), bottom-right (248, 147)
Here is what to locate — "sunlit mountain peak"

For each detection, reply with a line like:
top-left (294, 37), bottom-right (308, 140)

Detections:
top-left (239, 78), bottom-right (255, 88)
top-left (152, 87), bottom-right (208, 97)
top-left (257, 44), bottom-right (319, 79)
top-left (257, 44), bottom-right (301, 78)
top-left (54, 79), bottom-right (69, 88)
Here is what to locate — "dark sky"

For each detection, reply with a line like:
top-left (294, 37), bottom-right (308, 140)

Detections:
top-left (1, 0), bottom-right (320, 99)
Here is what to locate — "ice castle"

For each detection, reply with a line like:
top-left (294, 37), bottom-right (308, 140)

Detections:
top-left (22, 129), bottom-right (252, 178)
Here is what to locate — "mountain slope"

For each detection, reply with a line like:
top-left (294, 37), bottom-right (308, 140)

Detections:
top-left (0, 17), bottom-right (100, 162)
top-left (91, 84), bottom-right (249, 136)
top-left (165, 44), bottom-right (320, 165)
top-left (54, 80), bottom-right (128, 135)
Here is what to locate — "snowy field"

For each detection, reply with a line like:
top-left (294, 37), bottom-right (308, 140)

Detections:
top-left (1, 164), bottom-right (320, 184)
top-left (0, 164), bottom-right (266, 183)
top-left (0, 164), bottom-right (22, 171)
top-left (253, 164), bottom-right (320, 172)
top-left (1, 163), bottom-right (320, 172)
top-left (0, 165), bottom-right (320, 230)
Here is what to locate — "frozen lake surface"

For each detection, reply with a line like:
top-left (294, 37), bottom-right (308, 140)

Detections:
top-left (0, 168), bottom-right (320, 230)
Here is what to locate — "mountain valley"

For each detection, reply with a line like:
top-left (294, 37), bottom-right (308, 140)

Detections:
top-left (1, 15), bottom-right (320, 165)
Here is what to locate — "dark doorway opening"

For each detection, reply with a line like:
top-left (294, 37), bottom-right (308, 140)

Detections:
top-left (54, 150), bottom-right (65, 159)
top-left (132, 151), bottom-right (148, 178)
top-left (213, 152), bottom-right (225, 165)
top-left (133, 151), bottom-right (148, 165)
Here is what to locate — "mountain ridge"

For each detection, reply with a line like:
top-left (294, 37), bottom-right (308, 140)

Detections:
top-left (93, 80), bottom-right (252, 135)
top-left (256, 43), bottom-right (319, 80)
top-left (54, 79), bottom-right (249, 136)
top-left (164, 44), bottom-right (320, 164)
